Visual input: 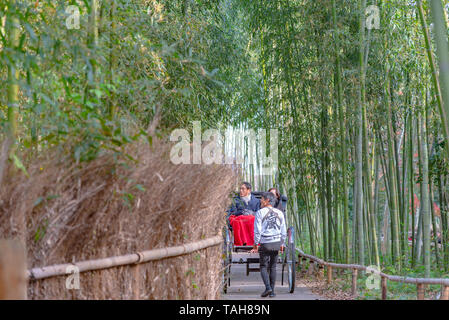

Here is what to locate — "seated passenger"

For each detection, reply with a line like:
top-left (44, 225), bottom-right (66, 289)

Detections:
top-left (227, 182), bottom-right (260, 217)
top-left (268, 187), bottom-right (286, 213)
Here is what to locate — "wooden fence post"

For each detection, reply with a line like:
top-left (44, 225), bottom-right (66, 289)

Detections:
top-left (381, 276), bottom-right (387, 300)
top-left (301, 258), bottom-right (308, 275)
top-left (327, 265), bottom-right (333, 284)
top-left (307, 260), bottom-right (315, 277)
top-left (0, 240), bottom-right (27, 300)
top-left (441, 285), bottom-right (449, 300)
top-left (351, 268), bottom-right (358, 296)
top-left (417, 283), bottom-right (425, 300)
top-left (317, 264), bottom-right (324, 280)
top-left (133, 264), bottom-right (140, 300)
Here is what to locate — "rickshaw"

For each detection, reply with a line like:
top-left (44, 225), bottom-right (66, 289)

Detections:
top-left (222, 191), bottom-right (296, 294)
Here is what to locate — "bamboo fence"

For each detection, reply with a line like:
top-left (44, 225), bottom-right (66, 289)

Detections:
top-left (297, 248), bottom-right (449, 300)
top-left (0, 235), bottom-right (222, 299)
top-left (28, 235), bottom-right (222, 281)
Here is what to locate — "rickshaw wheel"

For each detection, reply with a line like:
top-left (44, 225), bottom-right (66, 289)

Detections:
top-left (287, 227), bottom-right (296, 293)
top-left (222, 227), bottom-right (231, 293)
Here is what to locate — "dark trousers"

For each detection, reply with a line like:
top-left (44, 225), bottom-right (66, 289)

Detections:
top-left (259, 242), bottom-right (280, 291)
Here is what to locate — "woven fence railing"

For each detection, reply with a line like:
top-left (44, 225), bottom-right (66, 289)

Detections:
top-left (27, 235), bottom-right (222, 281)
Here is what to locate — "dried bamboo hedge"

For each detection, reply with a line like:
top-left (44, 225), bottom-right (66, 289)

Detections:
top-left (0, 140), bottom-right (237, 299)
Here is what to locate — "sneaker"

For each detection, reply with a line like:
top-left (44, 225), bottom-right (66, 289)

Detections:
top-left (269, 291), bottom-right (276, 298)
top-left (261, 289), bottom-right (272, 297)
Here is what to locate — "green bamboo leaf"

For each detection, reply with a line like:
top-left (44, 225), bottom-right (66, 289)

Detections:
top-left (11, 154), bottom-right (29, 177)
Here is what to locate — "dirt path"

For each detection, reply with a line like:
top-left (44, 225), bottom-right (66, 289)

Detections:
top-left (221, 263), bottom-right (323, 300)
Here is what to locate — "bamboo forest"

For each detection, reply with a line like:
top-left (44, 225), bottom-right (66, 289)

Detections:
top-left (2, 0), bottom-right (449, 302)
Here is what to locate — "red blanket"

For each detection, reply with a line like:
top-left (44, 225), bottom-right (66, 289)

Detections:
top-left (229, 214), bottom-right (255, 246)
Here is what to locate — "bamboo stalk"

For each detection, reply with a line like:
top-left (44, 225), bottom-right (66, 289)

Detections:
top-left (410, 114), bottom-right (416, 266)
top-left (429, 0), bottom-right (449, 160)
top-left (385, 74), bottom-right (401, 268)
top-left (429, 181), bottom-right (440, 268)
top-left (355, 0), bottom-right (366, 267)
top-left (6, 0), bottom-right (20, 152)
top-left (439, 176), bottom-right (449, 269)
top-left (108, 0), bottom-right (117, 118)
top-left (86, 0), bottom-right (98, 96)
top-left (419, 112), bottom-right (431, 277)
top-left (401, 113), bottom-right (410, 262)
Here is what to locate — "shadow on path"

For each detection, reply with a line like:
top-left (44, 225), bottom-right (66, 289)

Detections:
top-left (221, 264), bottom-right (323, 300)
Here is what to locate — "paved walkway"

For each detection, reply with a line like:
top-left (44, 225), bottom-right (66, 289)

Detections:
top-left (222, 263), bottom-right (323, 300)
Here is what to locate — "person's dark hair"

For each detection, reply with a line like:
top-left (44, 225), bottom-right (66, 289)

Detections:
top-left (262, 192), bottom-right (276, 206)
top-left (268, 187), bottom-right (280, 200)
top-left (242, 182), bottom-right (252, 190)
